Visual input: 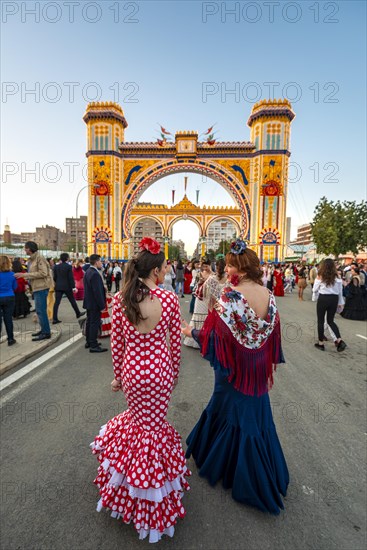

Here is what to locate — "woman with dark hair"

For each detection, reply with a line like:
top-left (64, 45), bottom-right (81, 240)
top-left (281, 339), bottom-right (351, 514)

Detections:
top-left (12, 259), bottom-right (31, 318)
top-left (90, 237), bottom-right (190, 542)
top-left (312, 258), bottom-right (346, 351)
top-left (182, 239), bottom-right (288, 514)
top-left (272, 264), bottom-right (284, 297)
top-left (341, 273), bottom-right (367, 321)
top-left (175, 259), bottom-right (185, 297)
top-left (183, 261), bottom-right (193, 295)
top-left (297, 264), bottom-right (308, 301)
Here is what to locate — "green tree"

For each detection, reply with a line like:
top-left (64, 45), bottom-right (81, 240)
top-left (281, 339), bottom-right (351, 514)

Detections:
top-left (206, 248), bottom-right (216, 261)
top-left (214, 239), bottom-right (232, 256)
top-left (168, 244), bottom-right (181, 259)
top-left (311, 197), bottom-right (367, 256)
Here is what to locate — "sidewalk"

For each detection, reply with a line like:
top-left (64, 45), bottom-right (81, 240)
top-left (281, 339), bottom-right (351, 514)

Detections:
top-left (0, 300), bottom-right (84, 376)
top-left (0, 329), bottom-right (62, 376)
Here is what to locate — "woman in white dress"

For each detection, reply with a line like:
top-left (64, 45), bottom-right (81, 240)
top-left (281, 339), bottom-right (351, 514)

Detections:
top-left (163, 261), bottom-right (175, 292)
top-left (183, 259), bottom-right (213, 348)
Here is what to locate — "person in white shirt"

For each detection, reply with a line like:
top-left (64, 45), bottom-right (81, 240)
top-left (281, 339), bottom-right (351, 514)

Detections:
top-left (112, 263), bottom-right (122, 292)
top-left (312, 259), bottom-right (346, 352)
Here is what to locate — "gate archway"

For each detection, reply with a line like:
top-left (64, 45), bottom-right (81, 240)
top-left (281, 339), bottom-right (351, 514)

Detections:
top-left (84, 99), bottom-right (295, 261)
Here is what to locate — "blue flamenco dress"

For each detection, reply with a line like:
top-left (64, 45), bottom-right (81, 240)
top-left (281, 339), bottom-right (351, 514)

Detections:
top-left (187, 286), bottom-right (289, 515)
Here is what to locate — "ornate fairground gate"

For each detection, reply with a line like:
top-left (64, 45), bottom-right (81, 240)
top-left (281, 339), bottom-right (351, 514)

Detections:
top-left (84, 99), bottom-right (295, 261)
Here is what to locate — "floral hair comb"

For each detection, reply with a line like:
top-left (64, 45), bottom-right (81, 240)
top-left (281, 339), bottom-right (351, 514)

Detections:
top-left (139, 237), bottom-right (161, 254)
top-left (230, 239), bottom-right (247, 255)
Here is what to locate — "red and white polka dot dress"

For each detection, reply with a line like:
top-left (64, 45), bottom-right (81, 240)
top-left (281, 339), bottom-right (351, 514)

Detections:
top-left (91, 288), bottom-right (191, 543)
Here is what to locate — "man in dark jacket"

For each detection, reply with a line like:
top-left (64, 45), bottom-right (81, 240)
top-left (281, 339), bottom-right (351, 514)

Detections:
top-left (52, 253), bottom-right (85, 324)
top-left (83, 254), bottom-right (107, 353)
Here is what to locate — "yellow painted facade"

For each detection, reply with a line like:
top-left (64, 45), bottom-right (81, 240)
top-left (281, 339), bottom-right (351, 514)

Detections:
top-left (84, 99), bottom-right (295, 261)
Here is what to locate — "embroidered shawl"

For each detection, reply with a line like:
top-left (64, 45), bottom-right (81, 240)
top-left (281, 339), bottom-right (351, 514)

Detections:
top-left (198, 285), bottom-right (284, 396)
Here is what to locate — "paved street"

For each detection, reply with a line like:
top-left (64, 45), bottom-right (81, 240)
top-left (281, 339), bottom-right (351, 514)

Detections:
top-left (1, 288), bottom-right (366, 550)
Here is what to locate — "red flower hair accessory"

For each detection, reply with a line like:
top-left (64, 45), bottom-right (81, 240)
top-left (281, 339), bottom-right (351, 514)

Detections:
top-left (139, 237), bottom-right (161, 254)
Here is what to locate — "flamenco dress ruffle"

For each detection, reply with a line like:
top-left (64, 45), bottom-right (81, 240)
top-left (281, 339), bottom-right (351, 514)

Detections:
top-left (91, 409), bottom-right (191, 543)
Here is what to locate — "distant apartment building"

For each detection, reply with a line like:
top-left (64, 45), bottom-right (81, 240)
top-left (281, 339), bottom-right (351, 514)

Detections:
top-left (206, 219), bottom-right (237, 251)
top-left (132, 217), bottom-right (163, 255)
top-left (295, 223), bottom-right (313, 245)
top-left (35, 225), bottom-right (68, 251)
top-left (20, 232), bottom-right (36, 243)
top-left (65, 216), bottom-right (88, 248)
top-left (0, 225), bottom-right (35, 245)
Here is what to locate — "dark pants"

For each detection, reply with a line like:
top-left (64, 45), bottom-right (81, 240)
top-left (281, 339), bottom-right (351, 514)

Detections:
top-left (0, 296), bottom-right (15, 341)
top-left (317, 294), bottom-right (341, 341)
top-left (115, 278), bottom-right (121, 292)
top-left (86, 309), bottom-right (101, 349)
top-left (53, 290), bottom-right (81, 321)
top-left (189, 294), bottom-right (196, 314)
top-left (106, 278), bottom-right (112, 292)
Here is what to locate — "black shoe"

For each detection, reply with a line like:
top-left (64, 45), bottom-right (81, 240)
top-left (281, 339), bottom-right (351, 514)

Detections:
top-left (314, 343), bottom-right (325, 351)
top-left (90, 346), bottom-right (107, 353)
top-left (52, 320), bottom-right (62, 325)
top-left (77, 311), bottom-right (87, 319)
top-left (32, 334), bottom-right (51, 341)
top-left (31, 330), bottom-right (42, 337)
top-left (181, 295), bottom-right (185, 298)
top-left (85, 342), bottom-right (90, 349)
top-left (337, 340), bottom-right (347, 352)
top-left (8, 339), bottom-right (16, 346)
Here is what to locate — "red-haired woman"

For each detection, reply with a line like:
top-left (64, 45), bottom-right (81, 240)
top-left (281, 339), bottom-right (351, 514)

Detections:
top-left (90, 238), bottom-right (190, 542)
top-left (182, 239), bottom-right (288, 515)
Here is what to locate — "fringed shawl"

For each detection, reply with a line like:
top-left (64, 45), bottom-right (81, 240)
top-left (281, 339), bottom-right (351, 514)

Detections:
top-left (197, 286), bottom-right (285, 396)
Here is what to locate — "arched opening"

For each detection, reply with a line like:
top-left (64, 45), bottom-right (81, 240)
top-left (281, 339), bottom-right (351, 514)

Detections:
top-left (170, 219), bottom-right (200, 259)
top-left (206, 218), bottom-right (239, 256)
top-left (122, 161), bottom-right (250, 241)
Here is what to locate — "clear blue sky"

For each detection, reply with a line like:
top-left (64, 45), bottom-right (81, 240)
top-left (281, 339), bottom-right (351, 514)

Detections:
top-left (1, 1), bottom-right (366, 253)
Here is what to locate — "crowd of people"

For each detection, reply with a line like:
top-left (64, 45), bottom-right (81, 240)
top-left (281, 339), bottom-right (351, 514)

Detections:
top-left (0, 236), bottom-right (366, 541)
top-left (1, 244), bottom-right (366, 349)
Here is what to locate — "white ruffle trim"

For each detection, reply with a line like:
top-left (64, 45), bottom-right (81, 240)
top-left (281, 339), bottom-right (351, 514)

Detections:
top-left (98, 457), bottom-right (187, 503)
top-left (90, 424), bottom-right (107, 451)
top-left (97, 499), bottom-right (175, 544)
top-left (91, 424), bottom-right (188, 502)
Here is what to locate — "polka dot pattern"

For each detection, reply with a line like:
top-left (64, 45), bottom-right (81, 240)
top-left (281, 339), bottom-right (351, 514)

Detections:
top-left (91, 289), bottom-right (190, 539)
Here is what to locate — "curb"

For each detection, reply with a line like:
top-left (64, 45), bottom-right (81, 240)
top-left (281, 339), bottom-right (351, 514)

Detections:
top-left (0, 330), bottom-right (62, 376)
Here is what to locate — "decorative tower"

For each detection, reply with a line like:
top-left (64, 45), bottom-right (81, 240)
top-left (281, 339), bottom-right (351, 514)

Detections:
top-left (3, 224), bottom-right (11, 245)
top-left (248, 99), bottom-right (295, 262)
top-left (83, 101), bottom-right (127, 259)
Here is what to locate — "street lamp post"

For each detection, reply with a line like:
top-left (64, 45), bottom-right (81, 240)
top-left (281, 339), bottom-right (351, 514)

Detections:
top-left (75, 184), bottom-right (100, 257)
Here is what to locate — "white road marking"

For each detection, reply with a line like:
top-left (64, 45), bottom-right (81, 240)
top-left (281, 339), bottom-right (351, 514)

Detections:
top-left (0, 333), bottom-right (83, 392)
top-left (356, 334), bottom-right (367, 341)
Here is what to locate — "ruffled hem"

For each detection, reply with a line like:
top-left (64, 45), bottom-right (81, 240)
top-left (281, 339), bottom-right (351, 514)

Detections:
top-left (186, 406), bottom-right (289, 515)
top-left (91, 410), bottom-right (191, 541)
top-left (107, 509), bottom-right (175, 544)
